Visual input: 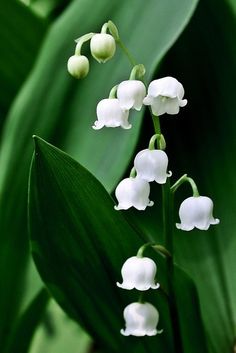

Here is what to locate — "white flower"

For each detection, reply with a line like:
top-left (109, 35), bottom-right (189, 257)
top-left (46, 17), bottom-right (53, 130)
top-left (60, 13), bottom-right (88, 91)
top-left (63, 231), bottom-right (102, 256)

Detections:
top-left (114, 177), bottom-right (154, 211)
top-left (90, 33), bottom-right (116, 63)
top-left (92, 98), bottom-right (130, 130)
top-left (121, 302), bottom-right (162, 336)
top-left (134, 149), bottom-right (171, 184)
top-left (176, 196), bottom-right (220, 231)
top-left (143, 76), bottom-right (187, 116)
top-left (117, 256), bottom-right (160, 291)
top-left (67, 55), bottom-right (89, 79)
top-left (117, 80), bottom-right (146, 111)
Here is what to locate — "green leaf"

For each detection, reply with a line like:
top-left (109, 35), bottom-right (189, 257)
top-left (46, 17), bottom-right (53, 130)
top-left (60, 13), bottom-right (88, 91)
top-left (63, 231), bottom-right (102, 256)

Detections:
top-left (29, 136), bottom-right (208, 353)
top-left (0, 0), bottom-right (199, 347)
top-left (0, 0), bottom-right (47, 129)
top-left (3, 288), bottom-right (49, 353)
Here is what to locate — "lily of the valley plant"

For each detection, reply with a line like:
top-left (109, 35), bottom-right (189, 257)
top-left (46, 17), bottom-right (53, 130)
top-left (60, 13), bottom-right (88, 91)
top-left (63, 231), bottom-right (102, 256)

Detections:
top-left (67, 20), bottom-right (219, 338)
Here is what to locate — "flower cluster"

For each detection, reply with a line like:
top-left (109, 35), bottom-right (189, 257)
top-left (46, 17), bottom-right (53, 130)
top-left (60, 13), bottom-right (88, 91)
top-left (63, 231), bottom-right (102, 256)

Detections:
top-left (67, 23), bottom-right (117, 79)
top-left (92, 76), bottom-right (186, 130)
top-left (114, 144), bottom-right (171, 210)
top-left (117, 253), bottom-right (162, 336)
top-left (69, 20), bottom-right (221, 341)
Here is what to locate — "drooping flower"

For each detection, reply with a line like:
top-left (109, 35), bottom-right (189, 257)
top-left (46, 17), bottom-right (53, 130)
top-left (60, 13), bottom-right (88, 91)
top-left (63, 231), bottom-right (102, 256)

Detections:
top-left (114, 177), bottom-right (154, 211)
top-left (143, 76), bottom-right (187, 116)
top-left (176, 196), bottom-right (220, 231)
top-left (121, 302), bottom-right (162, 336)
top-left (117, 80), bottom-right (146, 111)
top-left (117, 256), bottom-right (159, 291)
top-left (92, 98), bottom-right (130, 130)
top-left (67, 55), bottom-right (89, 79)
top-left (134, 149), bottom-right (171, 184)
top-left (90, 33), bottom-right (116, 63)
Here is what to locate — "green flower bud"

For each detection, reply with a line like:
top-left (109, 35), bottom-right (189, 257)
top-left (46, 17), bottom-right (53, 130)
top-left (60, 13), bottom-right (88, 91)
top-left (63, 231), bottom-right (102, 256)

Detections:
top-left (67, 55), bottom-right (89, 79)
top-left (90, 33), bottom-right (116, 63)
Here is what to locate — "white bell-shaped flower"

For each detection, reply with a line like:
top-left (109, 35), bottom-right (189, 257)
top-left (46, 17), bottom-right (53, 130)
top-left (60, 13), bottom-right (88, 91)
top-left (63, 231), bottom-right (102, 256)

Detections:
top-left (143, 76), bottom-right (187, 116)
top-left (176, 196), bottom-right (220, 231)
top-left (92, 98), bottom-right (131, 130)
top-left (134, 149), bottom-right (171, 184)
top-left (121, 302), bottom-right (162, 336)
top-left (114, 177), bottom-right (154, 211)
top-left (117, 80), bottom-right (146, 111)
top-left (117, 256), bottom-right (159, 291)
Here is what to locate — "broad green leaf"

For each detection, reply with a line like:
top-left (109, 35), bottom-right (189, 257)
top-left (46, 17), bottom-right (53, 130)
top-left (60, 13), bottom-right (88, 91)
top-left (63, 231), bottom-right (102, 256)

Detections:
top-left (3, 288), bottom-right (49, 353)
top-left (0, 0), bottom-right (199, 348)
top-left (0, 0), bottom-right (47, 129)
top-left (29, 136), bottom-right (208, 353)
top-left (29, 299), bottom-right (92, 353)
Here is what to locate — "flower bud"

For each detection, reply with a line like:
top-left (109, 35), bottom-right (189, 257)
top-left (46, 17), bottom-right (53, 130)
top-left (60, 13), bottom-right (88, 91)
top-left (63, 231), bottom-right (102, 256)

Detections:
top-left (117, 256), bottom-right (159, 291)
top-left (67, 55), bottom-right (89, 79)
top-left (90, 33), bottom-right (116, 63)
top-left (176, 196), bottom-right (220, 231)
top-left (121, 302), bottom-right (161, 336)
top-left (114, 177), bottom-right (154, 211)
top-left (134, 149), bottom-right (171, 184)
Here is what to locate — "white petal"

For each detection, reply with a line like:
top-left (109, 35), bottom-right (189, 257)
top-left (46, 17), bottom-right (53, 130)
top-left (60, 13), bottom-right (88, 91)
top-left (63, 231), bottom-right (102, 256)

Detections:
top-left (117, 256), bottom-right (159, 291)
top-left (143, 77), bottom-right (187, 116)
top-left (121, 302), bottom-right (160, 337)
top-left (115, 177), bottom-right (154, 211)
top-left (176, 196), bottom-right (219, 231)
top-left (148, 77), bottom-right (185, 99)
top-left (93, 98), bottom-right (130, 129)
top-left (148, 96), bottom-right (169, 116)
top-left (179, 98), bottom-right (188, 107)
top-left (117, 80), bottom-right (146, 111)
top-left (164, 98), bottom-right (180, 115)
top-left (134, 149), bottom-right (169, 184)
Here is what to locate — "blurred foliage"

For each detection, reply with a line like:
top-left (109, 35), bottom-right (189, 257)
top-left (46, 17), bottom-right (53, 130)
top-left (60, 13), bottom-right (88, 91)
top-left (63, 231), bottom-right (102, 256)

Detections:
top-left (1, 0), bottom-right (236, 352)
top-left (0, 0), bottom-right (47, 130)
top-left (29, 299), bottom-right (91, 353)
top-left (19, 0), bottom-right (72, 19)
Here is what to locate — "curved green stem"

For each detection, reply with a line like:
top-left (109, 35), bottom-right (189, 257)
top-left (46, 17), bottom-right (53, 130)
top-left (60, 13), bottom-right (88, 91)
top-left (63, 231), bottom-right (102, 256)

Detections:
top-left (148, 133), bottom-right (166, 150)
top-left (108, 85), bottom-right (118, 99)
top-left (171, 174), bottom-right (199, 197)
top-left (101, 23), bottom-right (108, 33)
top-left (187, 177), bottom-right (199, 197)
top-left (129, 64), bottom-right (146, 80)
top-left (116, 38), bottom-right (136, 66)
top-left (137, 242), bottom-right (155, 257)
top-left (75, 33), bottom-right (94, 55)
